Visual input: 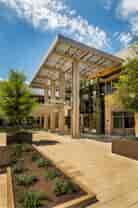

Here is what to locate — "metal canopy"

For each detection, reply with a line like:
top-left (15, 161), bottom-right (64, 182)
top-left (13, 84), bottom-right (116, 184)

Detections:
top-left (31, 35), bottom-right (123, 89)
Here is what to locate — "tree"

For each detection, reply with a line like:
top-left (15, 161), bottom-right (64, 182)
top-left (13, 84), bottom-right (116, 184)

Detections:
top-left (0, 70), bottom-right (37, 130)
top-left (115, 58), bottom-right (138, 112)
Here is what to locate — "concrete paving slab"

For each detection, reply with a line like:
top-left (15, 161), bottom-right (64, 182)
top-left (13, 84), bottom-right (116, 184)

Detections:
top-left (34, 131), bottom-right (138, 208)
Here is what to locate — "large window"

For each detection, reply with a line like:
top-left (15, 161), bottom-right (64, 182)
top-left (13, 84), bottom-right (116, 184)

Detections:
top-left (113, 112), bottom-right (123, 128)
top-left (113, 112), bottom-right (134, 129)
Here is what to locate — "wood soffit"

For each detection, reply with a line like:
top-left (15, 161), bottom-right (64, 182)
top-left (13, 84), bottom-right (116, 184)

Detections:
top-left (31, 35), bottom-right (123, 89)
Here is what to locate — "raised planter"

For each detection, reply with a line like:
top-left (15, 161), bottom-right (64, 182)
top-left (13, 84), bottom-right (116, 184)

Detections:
top-left (7, 131), bottom-right (32, 144)
top-left (6, 144), bottom-right (96, 208)
top-left (0, 147), bottom-right (10, 168)
top-left (112, 139), bottom-right (138, 160)
top-left (7, 167), bottom-right (15, 208)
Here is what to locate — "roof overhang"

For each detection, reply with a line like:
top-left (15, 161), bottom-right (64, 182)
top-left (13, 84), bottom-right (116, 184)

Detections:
top-left (30, 35), bottom-right (123, 89)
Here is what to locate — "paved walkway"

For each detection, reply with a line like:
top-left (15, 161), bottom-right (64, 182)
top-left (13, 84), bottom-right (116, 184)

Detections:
top-left (0, 173), bottom-right (7, 208)
top-left (34, 131), bottom-right (138, 208)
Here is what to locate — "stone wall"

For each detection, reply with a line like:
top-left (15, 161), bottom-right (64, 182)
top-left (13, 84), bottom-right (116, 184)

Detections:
top-left (104, 94), bottom-right (123, 135)
top-left (104, 94), bottom-right (112, 135)
top-left (105, 93), bottom-right (137, 136)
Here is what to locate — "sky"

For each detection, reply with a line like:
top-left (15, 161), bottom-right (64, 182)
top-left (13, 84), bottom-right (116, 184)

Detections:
top-left (0, 0), bottom-right (138, 81)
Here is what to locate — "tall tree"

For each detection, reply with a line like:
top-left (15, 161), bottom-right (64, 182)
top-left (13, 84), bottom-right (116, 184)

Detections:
top-left (0, 70), bottom-right (37, 130)
top-left (115, 58), bottom-right (138, 112)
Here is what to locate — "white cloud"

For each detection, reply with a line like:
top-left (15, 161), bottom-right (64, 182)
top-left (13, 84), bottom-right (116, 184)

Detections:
top-left (116, 32), bottom-right (133, 47)
top-left (0, 0), bottom-right (109, 49)
top-left (130, 16), bottom-right (138, 35)
top-left (117, 0), bottom-right (138, 36)
top-left (117, 0), bottom-right (138, 18)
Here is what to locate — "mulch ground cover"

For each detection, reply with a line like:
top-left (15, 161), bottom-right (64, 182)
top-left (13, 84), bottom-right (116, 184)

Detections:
top-left (8, 143), bottom-right (85, 208)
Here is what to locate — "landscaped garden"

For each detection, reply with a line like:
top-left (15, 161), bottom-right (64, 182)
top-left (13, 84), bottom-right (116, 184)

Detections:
top-left (8, 143), bottom-right (85, 208)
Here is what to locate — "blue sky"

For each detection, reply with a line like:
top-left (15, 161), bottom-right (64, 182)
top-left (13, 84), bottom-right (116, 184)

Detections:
top-left (0, 0), bottom-right (137, 81)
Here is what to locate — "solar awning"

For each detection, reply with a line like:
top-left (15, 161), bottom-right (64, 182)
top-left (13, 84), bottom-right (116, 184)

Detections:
top-left (31, 35), bottom-right (123, 89)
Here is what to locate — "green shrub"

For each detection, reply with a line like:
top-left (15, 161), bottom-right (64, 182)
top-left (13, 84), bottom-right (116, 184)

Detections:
top-left (53, 178), bottom-right (77, 196)
top-left (10, 156), bottom-right (18, 165)
top-left (44, 159), bottom-right (52, 167)
top-left (31, 153), bottom-right (40, 162)
top-left (12, 144), bottom-right (23, 157)
top-left (36, 158), bottom-right (46, 168)
top-left (19, 191), bottom-right (47, 208)
top-left (44, 169), bottom-right (61, 181)
top-left (12, 163), bottom-right (23, 174)
top-left (22, 144), bottom-right (31, 152)
top-left (33, 191), bottom-right (48, 201)
top-left (127, 135), bottom-right (136, 141)
top-left (16, 174), bottom-right (38, 186)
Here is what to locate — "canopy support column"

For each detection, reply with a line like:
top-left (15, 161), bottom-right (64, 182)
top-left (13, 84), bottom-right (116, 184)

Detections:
top-left (51, 81), bottom-right (56, 102)
top-left (50, 81), bottom-right (56, 131)
top-left (60, 72), bottom-right (65, 102)
top-left (96, 78), bottom-right (103, 134)
top-left (72, 60), bottom-right (80, 138)
top-left (58, 72), bottom-right (65, 133)
top-left (58, 109), bottom-right (64, 133)
top-left (44, 116), bottom-right (48, 129)
top-left (44, 88), bottom-right (49, 103)
top-left (50, 112), bottom-right (56, 131)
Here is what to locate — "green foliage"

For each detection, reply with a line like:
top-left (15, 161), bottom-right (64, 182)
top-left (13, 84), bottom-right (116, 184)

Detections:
top-left (18, 191), bottom-right (47, 208)
top-left (127, 135), bottom-right (137, 141)
top-left (0, 70), bottom-right (37, 129)
top-left (22, 144), bottom-right (31, 152)
top-left (12, 163), bottom-right (23, 174)
top-left (53, 178), bottom-right (77, 196)
top-left (44, 169), bottom-right (61, 181)
top-left (44, 159), bottom-right (52, 167)
top-left (10, 157), bottom-right (18, 165)
top-left (16, 174), bottom-right (38, 186)
top-left (115, 58), bottom-right (138, 112)
top-left (11, 144), bottom-right (23, 157)
top-left (31, 153), bottom-right (40, 162)
top-left (36, 158), bottom-right (47, 168)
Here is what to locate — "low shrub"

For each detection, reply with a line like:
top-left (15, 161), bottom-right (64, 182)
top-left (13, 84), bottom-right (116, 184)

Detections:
top-left (45, 159), bottom-right (52, 167)
top-left (44, 169), bottom-right (61, 181)
top-left (18, 191), bottom-right (47, 208)
top-left (16, 174), bottom-right (38, 186)
top-left (12, 144), bottom-right (23, 157)
top-left (31, 153), bottom-right (40, 162)
top-left (32, 153), bottom-right (51, 167)
top-left (12, 163), bottom-right (23, 174)
top-left (22, 144), bottom-right (31, 152)
top-left (36, 158), bottom-right (46, 168)
top-left (53, 178), bottom-right (77, 196)
top-left (10, 157), bottom-right (18, 165)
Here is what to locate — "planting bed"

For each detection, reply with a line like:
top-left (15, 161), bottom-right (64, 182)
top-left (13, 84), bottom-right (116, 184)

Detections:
top-left (112, 139), bottom-right (138, 160)
top-left (8, 144), bottom-right (86, 208)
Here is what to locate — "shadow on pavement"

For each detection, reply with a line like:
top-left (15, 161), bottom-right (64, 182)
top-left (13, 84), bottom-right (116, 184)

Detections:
top-left (33, 140), bottom-right (60, 146)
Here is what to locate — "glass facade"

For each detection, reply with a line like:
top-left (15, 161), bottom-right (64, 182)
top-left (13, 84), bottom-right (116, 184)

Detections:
top-left (113, 112), bottom-right (134, 129)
